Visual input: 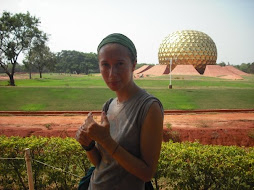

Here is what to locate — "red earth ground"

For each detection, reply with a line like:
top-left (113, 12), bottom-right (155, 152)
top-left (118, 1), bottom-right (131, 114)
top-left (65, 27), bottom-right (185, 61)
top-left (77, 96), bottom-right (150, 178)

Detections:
top-left (0, 112), bottom-right (254, 147)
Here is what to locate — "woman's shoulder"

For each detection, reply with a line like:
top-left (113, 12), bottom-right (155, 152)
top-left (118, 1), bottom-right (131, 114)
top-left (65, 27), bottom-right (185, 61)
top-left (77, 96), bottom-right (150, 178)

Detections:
top-left (139, 89), bottom-right (163, 107)
top-left (133, 89), bottom-right (164, 117)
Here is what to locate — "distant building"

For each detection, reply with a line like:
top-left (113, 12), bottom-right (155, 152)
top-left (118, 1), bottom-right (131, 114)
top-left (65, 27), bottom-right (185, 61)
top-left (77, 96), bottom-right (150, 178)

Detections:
top-left (158, 30), bottom-right (217, 74)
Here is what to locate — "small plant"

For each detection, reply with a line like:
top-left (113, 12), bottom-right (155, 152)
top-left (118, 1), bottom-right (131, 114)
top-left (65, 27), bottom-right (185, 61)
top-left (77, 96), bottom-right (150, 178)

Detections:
top-left (196, 120), bottom-right (211, 128)
top-left (44, 123), bottom-right (52, 130)
top-left (211, 131), bottom-right (219, 139)
top-left (163, 123), bottom-right (180, 143)
top-left (248, 129), bottom-right (254, 139)
top-left (165, 123), bottom-right (172, 130)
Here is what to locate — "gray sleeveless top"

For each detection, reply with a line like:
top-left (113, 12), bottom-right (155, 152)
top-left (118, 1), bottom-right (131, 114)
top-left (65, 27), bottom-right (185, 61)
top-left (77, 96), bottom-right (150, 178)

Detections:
top-left (88, 89), bottom-right (163, 190)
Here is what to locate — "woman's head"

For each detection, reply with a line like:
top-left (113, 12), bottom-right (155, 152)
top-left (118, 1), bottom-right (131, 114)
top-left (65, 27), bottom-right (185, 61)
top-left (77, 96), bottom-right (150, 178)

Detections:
top-left (97, 33), bottom-right (137, 92)
top-left (97, 33), bottom-right (137, 63)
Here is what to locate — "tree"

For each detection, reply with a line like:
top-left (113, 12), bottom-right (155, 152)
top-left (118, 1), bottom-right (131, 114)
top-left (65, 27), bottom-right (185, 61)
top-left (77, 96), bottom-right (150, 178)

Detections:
top-left (239, 63), bottom-right (249, 73)
top-left (55, 50), bottom-right (98, 74)
top-left (234, 62), bottom-right (254, 74)
top-left (23, 33), bottom-right (48, 79)
top-left (83, 52), bottom-right (99, 74)
top-left (24, 38), bottom-right (55, 78)
top-left (217, 62), bottom-right (226, 66)
top-left (250, 62), bottom-right (254, 74)
top-left (0, 11), bottom-right (46, 85)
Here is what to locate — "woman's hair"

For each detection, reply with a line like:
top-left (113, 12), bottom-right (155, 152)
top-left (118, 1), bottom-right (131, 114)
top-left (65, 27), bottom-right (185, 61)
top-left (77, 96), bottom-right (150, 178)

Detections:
top-left (97, 33), bottom-right (137, 63)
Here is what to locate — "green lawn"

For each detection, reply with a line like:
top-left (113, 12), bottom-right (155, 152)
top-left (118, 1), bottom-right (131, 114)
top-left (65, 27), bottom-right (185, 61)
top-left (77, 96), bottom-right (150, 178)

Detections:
top-left (0, 73), bottom-right (253, 111)
top-left (0, 73), bottom-right (106, 87)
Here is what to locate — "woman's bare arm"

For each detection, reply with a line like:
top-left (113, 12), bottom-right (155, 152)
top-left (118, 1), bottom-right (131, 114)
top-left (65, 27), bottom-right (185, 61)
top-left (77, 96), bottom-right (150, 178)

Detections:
top-left (86, 147), bottom-right (101, 167)
top-left (88, 102), bottom-right (163, 181)
top-left (76, 121), bottom-right (101, 167)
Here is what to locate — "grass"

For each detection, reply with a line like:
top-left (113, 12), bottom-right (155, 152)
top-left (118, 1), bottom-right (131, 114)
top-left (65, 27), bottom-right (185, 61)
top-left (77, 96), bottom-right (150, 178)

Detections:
top-left (149, 88), bottom-right (254, 110)
top-left (0, 73), bottom-right (253, 111)
top-left (1, 73), bottom-right (253, 89)
top-left (0, 73), bottom-right (106, 87)
top-left (0, 87), bottom-right (115, 111)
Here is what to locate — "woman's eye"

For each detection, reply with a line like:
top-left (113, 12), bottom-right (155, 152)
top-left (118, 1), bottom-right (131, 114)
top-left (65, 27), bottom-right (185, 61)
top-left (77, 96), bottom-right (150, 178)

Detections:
top-left (101, 63), bottom-right (109, 67)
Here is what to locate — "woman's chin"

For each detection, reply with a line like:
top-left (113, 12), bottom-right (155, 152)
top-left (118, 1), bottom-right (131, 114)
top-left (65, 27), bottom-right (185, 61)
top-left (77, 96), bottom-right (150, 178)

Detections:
top-left (106, 82), bottom-right (122, 91)
top-left (107, 84), bottom-right (120, 91)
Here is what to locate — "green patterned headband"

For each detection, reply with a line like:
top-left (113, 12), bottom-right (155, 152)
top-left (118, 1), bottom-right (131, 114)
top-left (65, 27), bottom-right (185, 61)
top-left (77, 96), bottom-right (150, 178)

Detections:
top-left (97, 33), bottom-right (137, 59)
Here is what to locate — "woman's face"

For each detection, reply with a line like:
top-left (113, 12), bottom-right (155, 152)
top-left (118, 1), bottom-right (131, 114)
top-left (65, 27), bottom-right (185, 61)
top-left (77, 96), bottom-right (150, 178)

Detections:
top-left (98, 43), bottom-right (136, 92)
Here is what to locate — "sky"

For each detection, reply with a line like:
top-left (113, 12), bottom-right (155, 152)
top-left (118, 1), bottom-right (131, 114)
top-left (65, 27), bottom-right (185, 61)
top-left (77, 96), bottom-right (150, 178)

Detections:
top-left (1, 0), bottom-right (254, 65)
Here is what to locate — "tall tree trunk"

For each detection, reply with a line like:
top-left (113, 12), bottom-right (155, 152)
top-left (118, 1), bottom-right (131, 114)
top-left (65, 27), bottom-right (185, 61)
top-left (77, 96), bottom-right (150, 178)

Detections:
top-left (10, 61), bottom-right (16, 86)
top-left (29, 64), bottom-right (32, 79)
top-left (0, 63), bottom-right (15, 86)
top-left (38, 65), bottom-right (43, 78)
top-left (5, 70), bottom-right (15, 86)
top-left (85, 66), bottom-right (88, 75)
top-left (9, 74), bottom-right (15, 86)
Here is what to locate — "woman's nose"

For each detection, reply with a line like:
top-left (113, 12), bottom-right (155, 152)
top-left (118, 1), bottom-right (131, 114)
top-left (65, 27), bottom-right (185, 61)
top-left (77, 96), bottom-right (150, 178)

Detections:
top-left (109, 66), bottom-right (118, 77)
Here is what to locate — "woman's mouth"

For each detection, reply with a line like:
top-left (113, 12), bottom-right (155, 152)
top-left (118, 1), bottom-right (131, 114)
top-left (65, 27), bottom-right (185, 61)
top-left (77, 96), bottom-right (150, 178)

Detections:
top-left (108, 80), bottom-right (120, 87)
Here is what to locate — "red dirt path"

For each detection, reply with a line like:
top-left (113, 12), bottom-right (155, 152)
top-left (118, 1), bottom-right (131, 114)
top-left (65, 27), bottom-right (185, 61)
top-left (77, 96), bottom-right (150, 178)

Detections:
top-left (0, 112), bottom-right (254, 146)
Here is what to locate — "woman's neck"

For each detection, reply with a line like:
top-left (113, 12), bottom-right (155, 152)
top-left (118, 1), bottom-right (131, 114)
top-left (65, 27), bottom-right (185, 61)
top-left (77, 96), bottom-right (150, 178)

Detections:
top-left (116, 82), bottom-right (140, 103)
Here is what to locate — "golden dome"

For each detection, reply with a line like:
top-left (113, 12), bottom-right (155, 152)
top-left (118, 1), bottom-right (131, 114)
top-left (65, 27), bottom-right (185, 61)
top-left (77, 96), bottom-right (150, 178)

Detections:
top-left (158, 30), bottom-right (217, 73)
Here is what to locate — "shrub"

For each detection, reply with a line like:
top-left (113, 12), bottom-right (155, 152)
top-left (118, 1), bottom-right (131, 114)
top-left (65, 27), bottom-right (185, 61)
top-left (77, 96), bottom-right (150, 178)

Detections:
top-left (0, 136), bottom-right (89, 190)
top-left (0, 136), bottom-right (254, 189)
top-left (158, 141), bottom-right (254, 189)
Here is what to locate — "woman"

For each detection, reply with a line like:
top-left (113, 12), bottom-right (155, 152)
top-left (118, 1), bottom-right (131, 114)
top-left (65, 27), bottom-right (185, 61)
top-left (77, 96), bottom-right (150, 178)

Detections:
top-left (76, 33), bottom-right (164, 190)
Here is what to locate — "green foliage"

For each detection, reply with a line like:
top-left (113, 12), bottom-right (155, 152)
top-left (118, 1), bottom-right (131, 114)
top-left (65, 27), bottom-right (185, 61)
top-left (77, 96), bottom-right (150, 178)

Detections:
top-left (0, 11), bottom-right (47, 86)
top-left (24, 41), bottom-right (56, 78)
top-left (1, 136), bottom-right (253, 189)
top-left (0, 136), bottom-right (89, 190)
top-left (158, 141), bottom-right (254, 189)
top-left (55, 50), bottom-right (98, 74)
top-left (217, 62), bottom-right (226, 66)
top-left (235, 63), bottom-right (254, 74)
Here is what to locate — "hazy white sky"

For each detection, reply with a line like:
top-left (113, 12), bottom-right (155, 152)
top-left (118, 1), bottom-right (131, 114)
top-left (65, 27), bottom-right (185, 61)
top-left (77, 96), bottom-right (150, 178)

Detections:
top-left (1, 0), bottom-right (254, 65)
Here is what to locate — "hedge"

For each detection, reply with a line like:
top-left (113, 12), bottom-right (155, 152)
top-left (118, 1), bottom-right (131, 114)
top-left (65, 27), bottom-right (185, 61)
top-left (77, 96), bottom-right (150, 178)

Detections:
top-left (0, 136), bottom-right (253, 189)
top-left (158, 141), bottom-right (254, 189)
top-left (0, 136), bottom-right (88, 189)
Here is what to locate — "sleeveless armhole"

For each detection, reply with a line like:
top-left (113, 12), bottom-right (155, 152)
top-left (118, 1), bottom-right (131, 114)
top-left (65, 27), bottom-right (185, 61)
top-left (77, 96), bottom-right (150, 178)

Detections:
top-left (137, 97), bottom-right (164, 130)
top-left (102, 98), bottom-right (114, 113)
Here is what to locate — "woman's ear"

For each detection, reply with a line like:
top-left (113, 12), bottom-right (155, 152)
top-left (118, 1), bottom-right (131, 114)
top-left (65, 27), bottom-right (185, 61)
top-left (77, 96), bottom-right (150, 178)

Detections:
top-left (132, 60), bottom-right (137, 72)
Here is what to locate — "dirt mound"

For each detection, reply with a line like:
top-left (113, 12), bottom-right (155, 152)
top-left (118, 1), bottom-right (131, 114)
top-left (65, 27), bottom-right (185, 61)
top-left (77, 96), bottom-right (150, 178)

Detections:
top-left (171, 65), bottom-right (200, 75)
top-left (203, 65), bottom-right (243, 80)
top-left (134, 65), bottom-right (153, 75)
top-left (1, 112), bottom-right (253, 146)
top-left (225, 66), bottom-right (249, 76)
top-left (141, 65), bottom-right (169, 76)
